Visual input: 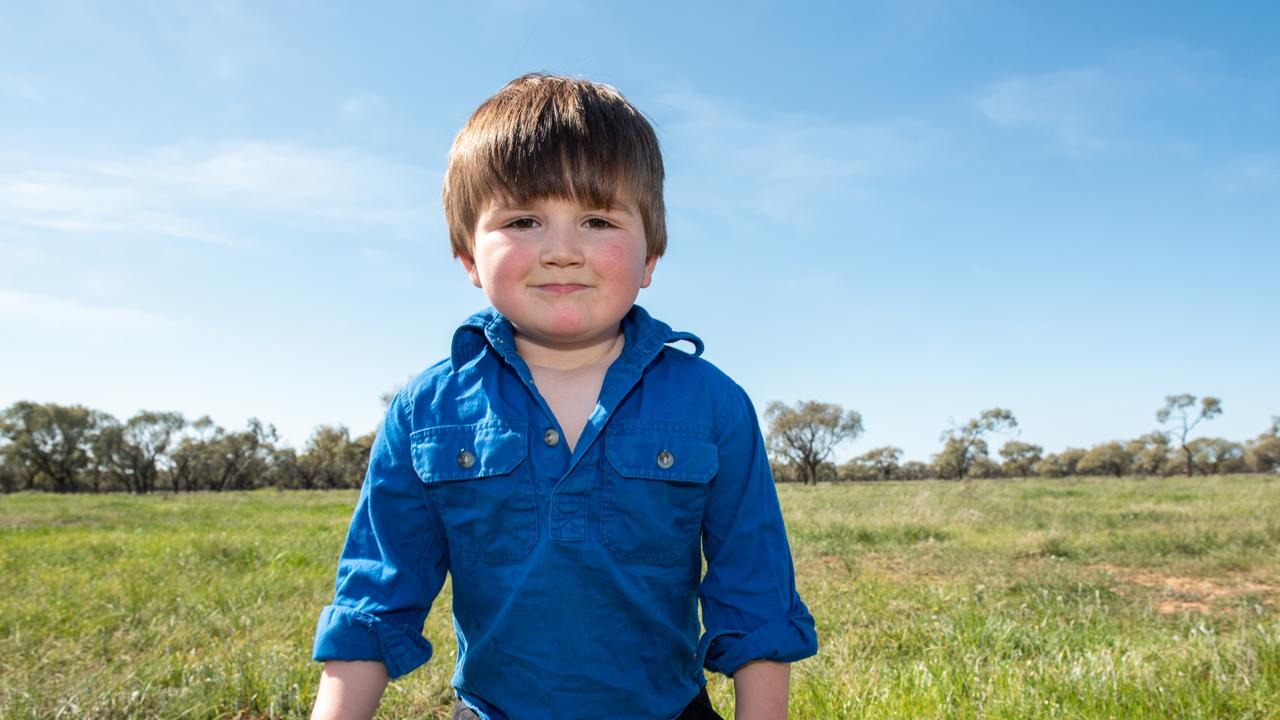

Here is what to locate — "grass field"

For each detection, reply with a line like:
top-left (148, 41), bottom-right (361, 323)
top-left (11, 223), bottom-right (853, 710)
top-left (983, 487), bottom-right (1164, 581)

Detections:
top-left (2, 475), bottom-right (1278, 719)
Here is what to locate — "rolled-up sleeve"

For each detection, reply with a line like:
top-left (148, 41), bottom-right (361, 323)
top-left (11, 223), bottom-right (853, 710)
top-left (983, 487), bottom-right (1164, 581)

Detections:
top-left (312, 390), bottom-right (449, 680)
top-left (697, 384), bottom-right (818, 677)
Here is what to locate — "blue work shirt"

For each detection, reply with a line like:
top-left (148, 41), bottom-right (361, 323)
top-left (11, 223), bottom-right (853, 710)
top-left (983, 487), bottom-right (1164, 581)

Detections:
top-left (313, 305), bottom-right (817, 719)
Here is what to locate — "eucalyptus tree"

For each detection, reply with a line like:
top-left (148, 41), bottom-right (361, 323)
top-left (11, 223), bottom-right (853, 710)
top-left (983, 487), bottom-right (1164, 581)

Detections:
top-left (165, 417), bottom-right (277, 491)
top-left (1034, 448), bottom-right (1087, 478)
top-left (765, 400), bottom-right (863, 485)
top-left (897, 461), bottom-right (932, 481)
top-left (935, 408), bottom-right (1018, 479)
top-left (1078, 441), bottom-right (1133, 478)
top-left (167, 416), bottom-right (218, 492)
top-left (852, 446), bottom-right (903, 481)
top-left (999, 441), bottom-right (1043, 478)
top-left (302, 424), bottom-right (370, 489)
top-left (0, 402), bottom-right (112, 492)
top-left (95, 411), bottom-right (186, 493)
top-left (0, 442), bottom-right (17, 493)
top-left (211, 418), bottom-right (278, 491)
top-left (1156, 394), bottom-right (1222, 477)
top-left (121, 411), bottom-right (186, 493)
top-left (1126, 432), bottom-right (1172, 476)
top-left (1188, 438), bottom-right (1247, 475)
top-left (1249, 416), bottom-right (1280, 473)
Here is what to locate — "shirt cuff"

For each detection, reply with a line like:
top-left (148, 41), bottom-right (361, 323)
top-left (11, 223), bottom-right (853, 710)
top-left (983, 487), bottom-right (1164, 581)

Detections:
top-left (699, 607), bottom-right (819, 677)
top-left (311, 604), bottom-right (434, 680)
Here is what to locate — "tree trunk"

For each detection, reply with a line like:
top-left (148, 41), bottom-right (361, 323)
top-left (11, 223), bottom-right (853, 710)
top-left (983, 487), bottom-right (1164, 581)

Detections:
top-left (802, 458), bottom-right (818, 485)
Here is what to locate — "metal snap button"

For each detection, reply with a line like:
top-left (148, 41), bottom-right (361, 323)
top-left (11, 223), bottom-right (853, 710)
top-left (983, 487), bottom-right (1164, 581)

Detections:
top-left (544, 428), bottom-right (560, 447)
top-left (457, 449), bottom-right (476, 469)
top-left (656, 450), bottom-right (675, 469)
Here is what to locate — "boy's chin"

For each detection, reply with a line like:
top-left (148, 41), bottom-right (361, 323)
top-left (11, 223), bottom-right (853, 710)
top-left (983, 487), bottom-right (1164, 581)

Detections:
top-left (515, 321), bottom-right (622, 349)
top-left (514, 307), bottom-right (623, 337)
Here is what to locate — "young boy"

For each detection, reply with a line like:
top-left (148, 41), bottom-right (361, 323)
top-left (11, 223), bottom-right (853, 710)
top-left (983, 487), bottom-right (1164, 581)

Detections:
top-left (310, 73), bottom-right (817, 720)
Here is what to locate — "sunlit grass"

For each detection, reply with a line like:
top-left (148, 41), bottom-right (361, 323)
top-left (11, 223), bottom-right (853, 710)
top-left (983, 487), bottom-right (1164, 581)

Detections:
top-left (1, 476), bottom-right (1278, 718)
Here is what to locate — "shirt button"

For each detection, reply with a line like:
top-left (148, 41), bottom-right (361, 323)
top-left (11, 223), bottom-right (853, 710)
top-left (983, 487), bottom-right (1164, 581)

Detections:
top-left (544, 428), bottom-right (560, 447)
top-left (656, 450), bottom-right (675, 469)
top-left (457, 449), bottom-right (476, 469)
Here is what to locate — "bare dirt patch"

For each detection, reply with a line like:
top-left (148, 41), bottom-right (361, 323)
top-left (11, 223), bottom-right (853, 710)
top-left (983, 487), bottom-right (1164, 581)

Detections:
top-left (837, 550), bottom-right (956, 584)
top-left (803, 555), bottom-right (856, 576)
top-left (1092, 563), bottom-right (1278, 614)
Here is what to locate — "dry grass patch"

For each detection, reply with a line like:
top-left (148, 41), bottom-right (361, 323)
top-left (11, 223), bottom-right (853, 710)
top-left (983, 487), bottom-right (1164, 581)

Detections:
top-left (1092, 563), bottom-right (1279, 615)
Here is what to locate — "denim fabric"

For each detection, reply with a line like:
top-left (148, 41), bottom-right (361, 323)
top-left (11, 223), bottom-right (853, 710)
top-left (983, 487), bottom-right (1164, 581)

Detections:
top-left (312, 305), bottom-right (818, 720)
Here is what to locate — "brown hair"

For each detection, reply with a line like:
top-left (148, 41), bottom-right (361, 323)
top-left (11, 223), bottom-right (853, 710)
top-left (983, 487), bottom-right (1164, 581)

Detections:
top-left (443, 73), bottom-right (666, 260)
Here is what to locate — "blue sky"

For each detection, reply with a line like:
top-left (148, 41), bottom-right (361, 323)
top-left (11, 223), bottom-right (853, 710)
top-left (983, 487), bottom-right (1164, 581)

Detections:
top-left (2, 1), bottom-right (1277, 463)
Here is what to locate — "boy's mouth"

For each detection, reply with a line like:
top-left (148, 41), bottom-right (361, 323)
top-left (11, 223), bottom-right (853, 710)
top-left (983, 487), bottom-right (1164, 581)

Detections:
top-left (533, 283), bottom-right (591, 293)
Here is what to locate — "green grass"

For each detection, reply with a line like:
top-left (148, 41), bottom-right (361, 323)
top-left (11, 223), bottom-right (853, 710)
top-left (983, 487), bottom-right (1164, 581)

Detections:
top-left (2, 476), bottom-right (1278, 718)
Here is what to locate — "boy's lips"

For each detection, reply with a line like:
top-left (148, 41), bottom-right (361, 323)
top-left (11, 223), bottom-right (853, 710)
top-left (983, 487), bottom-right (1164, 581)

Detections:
top-left (533, 283), bottom-right (591, 293)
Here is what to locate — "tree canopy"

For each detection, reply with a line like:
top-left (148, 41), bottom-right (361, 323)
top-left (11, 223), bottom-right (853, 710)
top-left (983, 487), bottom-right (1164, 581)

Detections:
top-left (934, 408), bottom-right (1018, 479)
top-left (1157, 394), bottom-right (1223, 477)
top-left (764, 400), bottom-right (863, 485)
top-left (999, 441), bottom-right (1043, 478)
top-left (0, 402), bottom-right (373, 494)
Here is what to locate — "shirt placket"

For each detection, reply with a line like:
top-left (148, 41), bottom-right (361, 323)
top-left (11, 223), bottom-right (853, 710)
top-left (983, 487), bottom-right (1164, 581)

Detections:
top-left (483, 317), bottom-right (655, 546)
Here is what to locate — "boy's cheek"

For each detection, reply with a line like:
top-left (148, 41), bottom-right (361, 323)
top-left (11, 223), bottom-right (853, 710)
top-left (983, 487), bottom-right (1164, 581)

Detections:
top-left (595, 239), bottom-right (649, 269)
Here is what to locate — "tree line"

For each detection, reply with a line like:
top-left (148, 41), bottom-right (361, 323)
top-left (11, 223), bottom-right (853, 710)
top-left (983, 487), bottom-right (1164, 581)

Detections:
top-left (765, 395), bottom-right (1280, 484)
top-left (0, 402), bottom-right (372, 494)
top-left (2, 393), bottom-right (1277, 493)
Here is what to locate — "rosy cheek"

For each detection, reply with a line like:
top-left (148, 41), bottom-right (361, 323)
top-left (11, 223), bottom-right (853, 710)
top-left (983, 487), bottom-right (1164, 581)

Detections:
top-left (594, 240), bottom-right (644, 273)
top-left (479, 241), bottom-right (528, 282)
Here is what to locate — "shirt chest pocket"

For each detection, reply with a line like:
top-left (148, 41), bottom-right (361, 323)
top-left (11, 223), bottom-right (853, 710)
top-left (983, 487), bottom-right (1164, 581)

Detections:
top-left (411, 420), bottom-right (537, 564)
top-left (600, 426), bottom-right (718, 566)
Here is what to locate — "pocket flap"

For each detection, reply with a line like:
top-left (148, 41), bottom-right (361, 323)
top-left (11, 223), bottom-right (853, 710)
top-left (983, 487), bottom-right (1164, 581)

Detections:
top-left (411, 420), bottom-right (528, 483)
top-left (605, 428), bottom-right (718, 483)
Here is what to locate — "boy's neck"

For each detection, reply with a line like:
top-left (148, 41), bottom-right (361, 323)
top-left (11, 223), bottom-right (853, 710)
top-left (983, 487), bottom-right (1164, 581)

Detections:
top-left (514, 327), bottom-right (625, 372)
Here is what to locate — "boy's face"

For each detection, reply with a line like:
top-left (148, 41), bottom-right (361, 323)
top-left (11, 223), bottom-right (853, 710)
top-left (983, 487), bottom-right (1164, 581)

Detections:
top-left (460, 195), bottom-right (657, 351)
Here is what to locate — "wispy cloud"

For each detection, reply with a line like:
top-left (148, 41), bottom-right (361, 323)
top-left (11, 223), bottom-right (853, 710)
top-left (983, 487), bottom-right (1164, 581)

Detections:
top-left (0, 72), bottom-right (47, 103)
top-left (0, 141), bottom-right (437, 249)
top-left (0, 290), bottom-right (175, 331)
top-left (1210, 153), bottom-right (1280, 197)
top-left (658, 88), bottom-right (935, 229)
top-left (978, 67), bottom-right (1113, 155)
top-left (977, 46), bottom-right (1208, 156)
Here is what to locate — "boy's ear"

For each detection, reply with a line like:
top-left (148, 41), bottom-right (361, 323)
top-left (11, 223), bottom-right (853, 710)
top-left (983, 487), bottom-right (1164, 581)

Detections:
top-left (640, 255), bottom-right (658, 289)
top-left (458, 253), bottom-right (483, 288)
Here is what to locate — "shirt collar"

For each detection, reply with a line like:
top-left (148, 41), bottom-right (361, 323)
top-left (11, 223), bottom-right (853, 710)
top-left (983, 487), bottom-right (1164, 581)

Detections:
top-left (449, 305), bottom-right (703, 372)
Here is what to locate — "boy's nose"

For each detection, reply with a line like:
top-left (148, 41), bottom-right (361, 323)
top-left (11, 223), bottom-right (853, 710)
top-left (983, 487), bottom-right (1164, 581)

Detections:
top-left (540, 225), bottom-right (585, 267)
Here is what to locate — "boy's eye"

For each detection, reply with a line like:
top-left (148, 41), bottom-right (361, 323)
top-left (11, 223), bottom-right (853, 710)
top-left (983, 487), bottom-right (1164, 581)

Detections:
top-left (505, 217), bottom-right (539, 230)
top-left (583, 217), bottom-right (615, 229)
